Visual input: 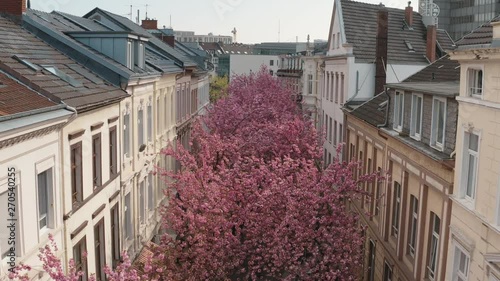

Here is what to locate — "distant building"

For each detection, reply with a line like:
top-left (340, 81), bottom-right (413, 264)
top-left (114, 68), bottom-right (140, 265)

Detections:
top-left (253, 42), bottom-right (309, 55)
top-left (223, 54), bottom-right (280, 80)
top-left (174, 30), bottom-right (233, 44)
top-left (419, 0), bottom-right (500, 40)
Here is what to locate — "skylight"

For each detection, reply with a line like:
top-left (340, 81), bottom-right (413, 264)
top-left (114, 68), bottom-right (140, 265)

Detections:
top-left (12, 55), bottom-right (41, 72)
top-left (405, 40), bottom-right (415, 52)
top-left (41, 65), bottom-right (83, 87)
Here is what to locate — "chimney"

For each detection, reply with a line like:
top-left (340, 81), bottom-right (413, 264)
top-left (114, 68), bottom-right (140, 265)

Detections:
top-left (405, 1), bottom-right (413, 27)
top-left (163, 36), bottom-right (175, 48)
top-left (426, 25), bottom-right (437, 63)
top-left (141, 19), bottom-right (158, 30)
top-left (375, 7), bottom-right (388, 96)
top-left (0, 0), bottom-right (27, 16)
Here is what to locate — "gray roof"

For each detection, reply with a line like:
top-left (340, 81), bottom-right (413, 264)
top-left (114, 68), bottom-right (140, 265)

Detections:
top-left (341, 0), bottom-right (429, 64)
top-left (386, 81), bottom-right (459, 97)
top-left (347, 93), bottom-right (388, 127)
top-left (402, 55), bottom-right (460, 82)
top-left (436, 29), bottom-right (455, 52)
top-left (83, 8), bottom-right (197, 68)
top-left (0, 16), bottom-right (128, 112)
top-left (455, 16), bottom-right (500, 47)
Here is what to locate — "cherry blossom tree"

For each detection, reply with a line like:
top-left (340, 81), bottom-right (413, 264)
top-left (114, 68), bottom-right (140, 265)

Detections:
top-left (7, 68), bottom-right (379, 281)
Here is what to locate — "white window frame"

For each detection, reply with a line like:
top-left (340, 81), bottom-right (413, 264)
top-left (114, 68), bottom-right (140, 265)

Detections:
top-left (147, 98), bottom-right (152, 143)
top-left (467, 67), bottom-right (483, 98)
top-left (461, 129), bottom-right (480, 203)
top-left (431, 97), bottom-right (447, 151)
top-left (428, 213), bottom-right (440, 280)
top-left (408, 195), bottom-right (418, 257)
top-left (452, 242), bottom-right (470, 281)
top-left (383, 261), bottom-right (393, 281)
top-left (308, 74), bottom-right (313, 95)
top-left (123, 104), bottom-right (131, 158)
top-left (139, 180), bottom-right (145, 225)
top-left (391, 182), bottom-right (401, 238)
top-left (127, 41), bottom-right (133, 69)
top-left (138, 102), bottom-right (144, 147)
top-left (393, 91), bottom-right (404, 132)
top-left (37, 168), bottom-right (54, 233)
top-left (410, 93), bottom-right (423, 141)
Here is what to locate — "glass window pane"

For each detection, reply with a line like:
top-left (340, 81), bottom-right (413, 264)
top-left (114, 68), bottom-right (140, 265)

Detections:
top-left (469, 134), bottom-right (479, 151)
top-left (416, 97), bottom-right (422, 134)
top-left (466, 155), bottom-right (476, 197)
top-left (437, 101), bottom-right (445, 143)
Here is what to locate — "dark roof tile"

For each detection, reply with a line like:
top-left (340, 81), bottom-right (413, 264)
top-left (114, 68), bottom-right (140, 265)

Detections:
top-left (348, 93), bottom-right (388, 127)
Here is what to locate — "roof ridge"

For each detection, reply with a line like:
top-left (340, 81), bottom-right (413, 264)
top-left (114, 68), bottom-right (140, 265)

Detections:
top-left (340, 0), bottom-right (407, 12)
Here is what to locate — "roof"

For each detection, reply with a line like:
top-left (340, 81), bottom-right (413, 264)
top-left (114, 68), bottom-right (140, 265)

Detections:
top-left (83, 8), bottom-right (197, 68)
top-left (0, 71), bottom-right (56, 116)
top-left (348, 92), bottom-right (388, 127)
top-left (455, 16), bottom-right (500, 47)
top-left (220, 43), bottom-right (254, 55)
top-left (402, 55), bottom-right (460, 82)
top-left (386, 81), bottom-right (459, 97)
top-left (436, 29), bottom-right (455, 51)
top-left (0, 16), bottom-right (128, 112)
top-left (341, 0), bottom-right (429, 64)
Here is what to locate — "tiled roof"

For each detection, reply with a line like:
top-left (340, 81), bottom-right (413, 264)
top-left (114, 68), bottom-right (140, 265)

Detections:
top-left (0, 16), bottom-right (128, 112)
top-left (220, 43), bottom-right (254, 54)
top-left (455, 16), bottom-right (500, 47)
top-left (403, 55), bottom-right (460, 82)
top-left (348, 92), bottom-right (388, 127)
top-left (341, 0), bottom-right (429, 64)
top-left (436, 29), bottom-right (455, 51)
top-left (386, 81), bottom-right (459, 97)
top-left (0, 71), bottom-right (57, 116)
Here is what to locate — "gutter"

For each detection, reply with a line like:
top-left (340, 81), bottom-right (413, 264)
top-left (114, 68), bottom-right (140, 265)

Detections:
top-left (377, 87), bottom-right (390, 128)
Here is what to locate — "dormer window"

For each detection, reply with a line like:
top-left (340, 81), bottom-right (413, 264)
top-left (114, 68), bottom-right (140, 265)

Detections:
top-left (393, 91), bottom-right (404, 132)
top-left (135, 42), bottom-right (145, 69)
top-left (431, 97), bottom-right (446, 151)
top-left (467, 68), bottom-right (483, 97)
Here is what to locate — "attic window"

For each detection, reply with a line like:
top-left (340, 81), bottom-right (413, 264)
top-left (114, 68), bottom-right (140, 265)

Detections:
top-left (41, 65), bottom-right (83, 87)
top-left (405, 40), bottom-right (415, 52)
top-left (12, 55), bottom-right (41, 72)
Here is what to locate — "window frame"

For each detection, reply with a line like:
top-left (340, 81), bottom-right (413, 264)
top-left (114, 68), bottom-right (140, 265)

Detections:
top-left (124, 193), bottom-right (132, 240)
top-left (92, 133), bottom-right (102, 189)
top-left (37, 168), bottom-right (54, 232)
top-left (391, 181), bottom-right (401, 238)
top-left (138, 104), bottom-right (144, 147)
top-left (427, 212), bottom-right (441, 280)
top-left (452, 242), bottom-right (470, 281)
top-left (94, 218), bottom-right (106, 281)
top-left (408, 195), bottom-right (419, 257)
top-left (73, 236), bottom-right (88, 281)
top-left (410, 93), bottom-right (424, 141)
top-left (110, 203), bottom-right (120, 269)
top-left (383, 261), bottom-right (393, 281)
top-left (71, 142), bottom-right (83, 206)
top-left (467, 67), bottom-right (484, 98)
top-left (430, 97), bottom-right (447, 151)
top-left (123, 106), bottom-right (131, 158)
top-left (461, 130), bottom-right (480, 202)
top-left (109, 126), bottom-right (117, 176)
top-left (393, 91), bottom-right (404, 132)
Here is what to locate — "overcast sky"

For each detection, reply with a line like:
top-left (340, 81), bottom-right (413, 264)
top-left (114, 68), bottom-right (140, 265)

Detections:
top-left (32, 0), bottom-right (408, 43)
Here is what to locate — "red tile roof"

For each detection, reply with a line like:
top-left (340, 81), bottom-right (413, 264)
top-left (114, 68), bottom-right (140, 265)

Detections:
top-left (0, 71), bottom-right (56, 116)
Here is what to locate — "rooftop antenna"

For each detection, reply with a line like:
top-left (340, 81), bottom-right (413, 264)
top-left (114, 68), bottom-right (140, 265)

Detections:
top-left (145, 4), bottom-right (149, 19)
top-left (278, 20), bottom-right (281, 42)
top-left (169, 15), bottom-right (172, 28)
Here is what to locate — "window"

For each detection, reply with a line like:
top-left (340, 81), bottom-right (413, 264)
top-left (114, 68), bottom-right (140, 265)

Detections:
top-left (329, 117), bottom-right (332, 143)
top-left (368, 241), bottom-right (376, 281)
top-left (139, 181), bottom-right (145, 224)
top-left (147, 101), bottom-right (152, 142)
top-left (148, 173), bottom-right (154, 211)
top-left (375, 167), bottom-right (382, 217)
top-left (334, 120), bottom-right (338, 145)
top-left (462, 131), bottom-right (479, 200)
top-left (73, 237), bottom-right (88, 281)
top-left (124, 110), bottom-right (130, 157)
top-left (110, 127), bottom-right (117, 176)
top-left (269, 60), bottom-right (274, 66)
top-left (330, 74), bottom-right (334, 101)
top-left (452, 244), bottom-right (470, 281)
top-left (94, 219), bottom-right (105, 281)
top-left (156, 98), bottom-right (160, 134)
top-left (340, 73), bottom-right (344, 104)
top-left (138, 43), bottom-right (144, 68)
top-left (125, 193), bottom-right (132, 240)
top-left (383, 261), bottom-right (393, 281)
top-left (308, 74), bottom-right (313, 95)
top-left (393, 91), bottom-right (404, 131)
top-left (391, 182), bottom-right (401, 237)
top-left (408, 195), bottom-right (418, 257)
top-left (410, 94), bottom-right (423, 140)
top-left (38, 169), bottom-right (53, 231)
top-left (92, 134), bottom-right (102, 188)
top-left (71, 142), bottom-right (83, 205)
top-left (336, 32), bottom-right (340, 48)
top-left (335, 73), bottom-right (339, 103)
top-left (41, 65), bottom-right (82, 87)
top-left (339, 123), bottom-right (343, 144)
top-left (164, 94), bottom-right (168, 131)
top-left (428, 212), bottom-right (441, 280)
top-left (127, 41), bottom-right (133, 69)
top-left (468, 68), bottom-right (483, 97)
top-left (110, 204), bottom-right (120, 269)
top-left (490, 274), bottom-right (500, 281)
top-left (332, 34), bottom-right (336, 49)
top-left (138, 106), bottom-right (144, 146)
top-left (431, 98), bottom-right (446, 150)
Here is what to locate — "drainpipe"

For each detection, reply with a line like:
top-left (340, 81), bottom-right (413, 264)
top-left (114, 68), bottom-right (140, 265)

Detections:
top-left (377, 87), bottom-right (390, 128)
top-left (59, 103), bottom-right (77, 272)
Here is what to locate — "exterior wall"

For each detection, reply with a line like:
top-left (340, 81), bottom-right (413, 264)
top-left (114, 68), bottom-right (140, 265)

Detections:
top-left (61, 102), bottom-right (123, 277)
top-left (387, 64), bottom-right (427, 84)
top-left (302, 56), bottom-right (322, 128)
top-left (228, 54), bottom-right (280, 80)
top-left (0, 121), bottom-right (67, 280)
top-left (346, 112), bottom-right (454, 281)
top-left (445, 53), bottom-right (500, 281)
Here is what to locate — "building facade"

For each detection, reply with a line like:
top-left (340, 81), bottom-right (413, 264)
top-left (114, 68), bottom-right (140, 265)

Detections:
top-left (445, 20), bottom-right (500, 281)
top-left (174, 30), bottom-right (232, 44)
top-left (344, 54), bottom-right (460, 281)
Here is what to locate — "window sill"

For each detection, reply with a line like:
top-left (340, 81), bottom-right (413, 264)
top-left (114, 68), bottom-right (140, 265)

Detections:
top-left (430, 144), bottom-right (445, 153)
top-left (410, 134), bottom-right (421, 142)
